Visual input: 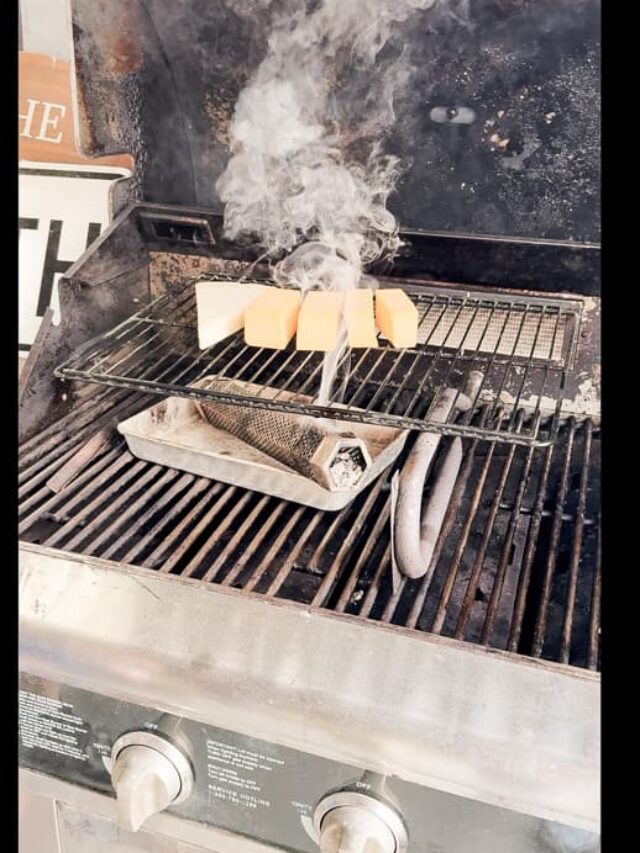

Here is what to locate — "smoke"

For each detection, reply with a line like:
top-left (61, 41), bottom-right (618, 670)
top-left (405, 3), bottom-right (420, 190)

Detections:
top-left (217, 0), bottom-right (465, 400)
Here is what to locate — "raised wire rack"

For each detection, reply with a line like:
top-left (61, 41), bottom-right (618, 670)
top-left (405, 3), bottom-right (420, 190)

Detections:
top-left (54, 278), bottom-right (582, 447)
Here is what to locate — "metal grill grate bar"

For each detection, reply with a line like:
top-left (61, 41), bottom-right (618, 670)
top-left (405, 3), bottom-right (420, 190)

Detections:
top-left (588, 527), bottom-right (601, 670)
top-left (118, 478), bottom-right (215, 565)
top-left (222, 501), bottom-right (292, 589)
top-left (312, 477), bottom-right (389, 607)
top-left (19, 386), bottom-right (124, 468)
top-left (199, 494), bottom-right (272, 583)
top-left (531, 422), bottom-right (576, 657)
top-left (431, 412), bottom-right (502, 634)
top-left (263, 510), bottom-right (326, 597)
top-left (242, 506), bottom-right (307, 594)
top-left (101, 473), bottom-right (199, 561)
top-left (18, 445), bottom-right (122, 535)
top-left (455, 412), bottom-right (526, 639)
top-left (156, 486), bottom-right (239, 574)
top-left (560, 421), bottom-right (593, 663)
top-left (480, 413), bottom-right (541, 645)
top-left (82, 468), bottom-right (185, 557)
top-left (507, 443), bottom-right (555, 652)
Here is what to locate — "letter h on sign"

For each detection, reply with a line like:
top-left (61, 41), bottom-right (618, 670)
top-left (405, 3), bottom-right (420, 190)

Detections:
top-left (19, 99), bottom-right (67, 144)
top-left (19, 219), bottom-right (102, 317)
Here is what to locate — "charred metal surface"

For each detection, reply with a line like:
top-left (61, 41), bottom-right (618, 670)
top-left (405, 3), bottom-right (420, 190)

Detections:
top-left (382, 231), bottom-right (600, 297)
top-left (71, 0), bottom-right (265, 208)
top-left (387, 0), bottom-right (600, 242)
top-left (561, 296), bottom-right (600, 419)
top-left (19, 308), bottom-right (55, 402)
top-left (70, 0), bottom-right (600, 242)
top-left (148, 252), bottom-right (261, 300)
top-left (71, 2), bottom-right (148, 201)
top-left (138, 204), bottom-right (602, 296)
top-left (18, 209), bottom-right (151, 443)
top-left (108, 175), bottom-right (137, 219)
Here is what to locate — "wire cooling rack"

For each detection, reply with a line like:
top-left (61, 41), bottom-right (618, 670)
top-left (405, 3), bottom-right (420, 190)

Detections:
top-left (55, 279), bottom-right (581, 446)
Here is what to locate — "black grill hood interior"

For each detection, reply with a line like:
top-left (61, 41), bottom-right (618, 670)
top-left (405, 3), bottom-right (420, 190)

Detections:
top-left (70, 0), bottom-right (600, 245)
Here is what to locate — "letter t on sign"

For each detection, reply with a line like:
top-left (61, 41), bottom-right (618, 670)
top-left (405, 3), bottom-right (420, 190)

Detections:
top-left (37, 221), bottom-right (102, 317)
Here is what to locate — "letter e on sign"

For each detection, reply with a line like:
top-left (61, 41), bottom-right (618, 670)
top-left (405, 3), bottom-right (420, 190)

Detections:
top-left (35, 102), bottom-right (66, 144)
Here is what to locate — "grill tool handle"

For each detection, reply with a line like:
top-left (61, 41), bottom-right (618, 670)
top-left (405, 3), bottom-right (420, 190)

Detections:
top-left (393, 374), bottom-right (483, 580)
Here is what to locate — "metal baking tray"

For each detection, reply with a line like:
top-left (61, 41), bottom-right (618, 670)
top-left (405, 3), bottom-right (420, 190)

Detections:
top-left (117, 396), bottom-right (408, 511)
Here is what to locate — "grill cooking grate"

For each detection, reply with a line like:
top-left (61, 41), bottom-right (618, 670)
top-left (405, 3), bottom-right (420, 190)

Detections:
top-left (54, 279), bottom-right (581, 447)
top-left (19, 388), bottom-right (600, 670)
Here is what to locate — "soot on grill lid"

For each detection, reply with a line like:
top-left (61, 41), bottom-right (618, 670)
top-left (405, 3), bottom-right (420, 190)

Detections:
top-left (69, 0), bottom-right (600, 244)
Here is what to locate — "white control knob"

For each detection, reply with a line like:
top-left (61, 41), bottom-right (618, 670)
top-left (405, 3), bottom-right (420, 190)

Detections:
top-left (314, 791), bottom-right (408, 853)
top-left (110, 731), bottom-right (194, 833)
top-left (319, 806), bottom-right (396, 853)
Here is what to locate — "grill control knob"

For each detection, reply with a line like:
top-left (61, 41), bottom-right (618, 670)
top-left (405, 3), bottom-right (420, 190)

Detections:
top-left (314, 791), bottom-right (408, 853)
top-left (110, 731), bottom-right (194, 832)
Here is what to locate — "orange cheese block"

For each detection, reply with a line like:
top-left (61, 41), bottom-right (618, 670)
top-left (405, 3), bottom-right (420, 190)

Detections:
top-left (296, 291), bottom-right (344, 351)
top-left (344, 289), bottom-right (378, 348)
top-left (375, 288), bottom-right (419, 348)
top-left (244, 288), bottom-right (302, 349)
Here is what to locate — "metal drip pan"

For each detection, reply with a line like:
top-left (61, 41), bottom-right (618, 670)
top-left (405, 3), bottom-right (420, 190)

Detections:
top-left (117, 396), bottom-right (408, 511)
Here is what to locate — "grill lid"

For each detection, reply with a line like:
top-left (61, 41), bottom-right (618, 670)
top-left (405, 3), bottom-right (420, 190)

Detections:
top-left (69, 0), bottom-right (600, 244)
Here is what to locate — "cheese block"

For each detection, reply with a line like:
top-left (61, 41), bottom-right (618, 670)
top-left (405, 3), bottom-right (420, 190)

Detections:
top-left (195, 281), bottom-right (268, 350)
top-left (244, 287), bottom-right (302, 349)
top-left (375, 288), bottom-right (419, 348)
top-left (296, 291), bottom-right (344, 351)
top-left (344, 289), bottom-right (378, 348)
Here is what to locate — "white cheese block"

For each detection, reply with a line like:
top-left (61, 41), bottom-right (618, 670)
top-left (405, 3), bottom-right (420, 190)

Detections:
top-left (195, 281), bottom-right (269, 350)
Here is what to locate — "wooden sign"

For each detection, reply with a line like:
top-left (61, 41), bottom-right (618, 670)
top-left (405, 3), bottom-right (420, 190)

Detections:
top-left (19, 52), bottom-right (133, 353)
top-left (19, 52), bottom-right (132, 169)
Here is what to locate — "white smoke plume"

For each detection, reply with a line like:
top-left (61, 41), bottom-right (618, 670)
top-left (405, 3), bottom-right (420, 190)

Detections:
top-left (217, 0), bottom-right (464, 399)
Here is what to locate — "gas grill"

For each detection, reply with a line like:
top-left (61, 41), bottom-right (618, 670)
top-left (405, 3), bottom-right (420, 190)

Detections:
top-left (19, 1), bottom-right (600, 852)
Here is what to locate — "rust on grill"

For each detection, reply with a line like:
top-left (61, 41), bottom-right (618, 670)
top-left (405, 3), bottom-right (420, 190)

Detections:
top-left (18, 388), bottom-right (601, 672)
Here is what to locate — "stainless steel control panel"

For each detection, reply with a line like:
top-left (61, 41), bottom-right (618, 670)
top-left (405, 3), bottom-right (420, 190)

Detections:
top-left (18, 672), bottom-right (598, 853)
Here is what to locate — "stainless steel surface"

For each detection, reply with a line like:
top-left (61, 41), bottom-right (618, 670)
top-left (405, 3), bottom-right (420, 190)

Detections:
top-left (314, 792), bottom-right (408, 853)
top-left (540, 823), bottom-right (600, 853)
top-left (20, 768), bottom-right (280, 853)
top-left (117, 395), bottom-right (407, 511)
top-left (19, 544), bottom-right (600, 833)
top-left (19, 781), bottom-right (60, 853)
top-left (111, 730), bottom-right (195, 831)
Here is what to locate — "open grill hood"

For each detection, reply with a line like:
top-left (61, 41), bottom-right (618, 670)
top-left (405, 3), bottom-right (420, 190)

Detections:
top-left (70, 0), bottom-right (600, 244)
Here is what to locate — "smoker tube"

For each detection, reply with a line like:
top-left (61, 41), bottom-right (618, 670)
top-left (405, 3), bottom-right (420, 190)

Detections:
top-left (195, 377), bottom-right (372, 492)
